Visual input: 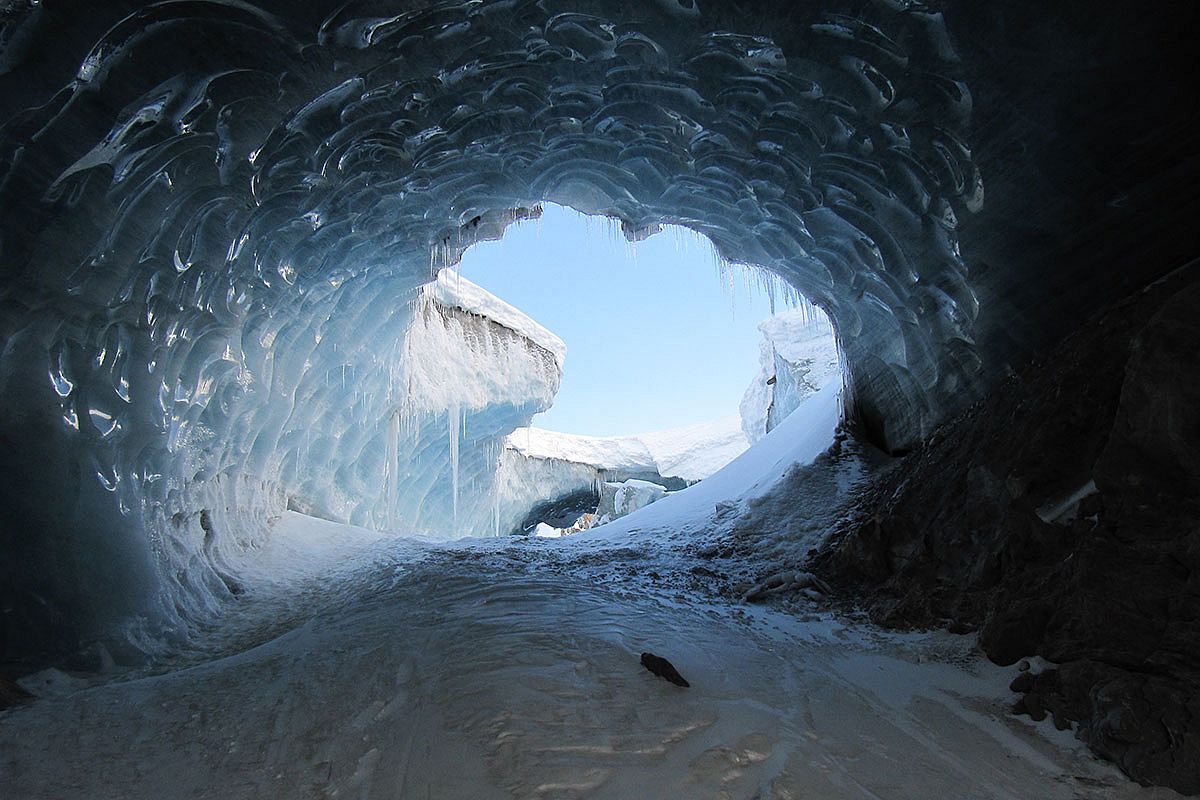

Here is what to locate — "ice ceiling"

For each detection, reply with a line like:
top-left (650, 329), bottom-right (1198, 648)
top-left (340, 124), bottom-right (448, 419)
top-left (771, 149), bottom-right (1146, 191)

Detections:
top-left (0, 0), bottom-right (987, 664)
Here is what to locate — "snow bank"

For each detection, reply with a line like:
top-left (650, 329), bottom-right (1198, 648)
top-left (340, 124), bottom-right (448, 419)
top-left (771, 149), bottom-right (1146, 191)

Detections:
top-left (581, 380), bottom-right (845, 537)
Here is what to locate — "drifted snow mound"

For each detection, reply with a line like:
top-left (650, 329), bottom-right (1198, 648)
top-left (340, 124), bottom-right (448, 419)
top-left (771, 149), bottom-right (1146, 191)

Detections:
top-left (584, 381), bottom-right (845, 538)
top-left (638, 418), bottom-right (755, 483)
top-left (741, 311), bottom-right (843, 445)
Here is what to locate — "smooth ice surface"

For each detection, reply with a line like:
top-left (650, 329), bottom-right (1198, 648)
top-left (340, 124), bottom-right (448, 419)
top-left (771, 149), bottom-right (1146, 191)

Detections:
top-left (8, 565), bottom-right (1176, 800)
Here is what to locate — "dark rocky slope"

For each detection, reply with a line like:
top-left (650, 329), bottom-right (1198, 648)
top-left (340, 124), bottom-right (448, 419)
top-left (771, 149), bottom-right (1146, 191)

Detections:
top-left (818, 265), bottom-right (1200, 794)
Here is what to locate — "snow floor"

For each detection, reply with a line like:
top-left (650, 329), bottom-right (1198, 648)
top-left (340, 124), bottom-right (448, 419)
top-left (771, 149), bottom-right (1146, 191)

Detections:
top-left (0, 386), bottom-right (1184, 799)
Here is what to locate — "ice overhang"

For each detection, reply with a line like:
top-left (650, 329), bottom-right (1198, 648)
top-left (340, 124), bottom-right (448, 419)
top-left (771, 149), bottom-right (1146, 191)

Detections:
top-left (3, 0), bottom-right (1192, 666)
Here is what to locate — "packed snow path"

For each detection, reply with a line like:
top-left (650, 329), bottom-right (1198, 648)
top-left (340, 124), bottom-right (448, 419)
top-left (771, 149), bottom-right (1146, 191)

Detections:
top-left (0, 522), bottom-right (1176, 799)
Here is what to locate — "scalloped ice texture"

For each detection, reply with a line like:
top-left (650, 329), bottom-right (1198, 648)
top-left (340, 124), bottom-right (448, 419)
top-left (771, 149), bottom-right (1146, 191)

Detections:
top-left (0, 0), bottom-right (983, 666)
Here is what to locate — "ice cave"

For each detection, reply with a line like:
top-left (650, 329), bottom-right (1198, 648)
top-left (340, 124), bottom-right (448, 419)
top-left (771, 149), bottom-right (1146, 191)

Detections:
top-left (0, 1), bottom-right (1197, 797)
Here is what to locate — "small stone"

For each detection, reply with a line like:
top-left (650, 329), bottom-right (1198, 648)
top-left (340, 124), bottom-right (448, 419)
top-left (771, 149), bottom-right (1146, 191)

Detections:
top-left (1024, 692), bottom-right (1047, 722)
top-left (640, 652), bottom-right (690, 687)
top-left (1010, 672), bottom-right (1035, 693)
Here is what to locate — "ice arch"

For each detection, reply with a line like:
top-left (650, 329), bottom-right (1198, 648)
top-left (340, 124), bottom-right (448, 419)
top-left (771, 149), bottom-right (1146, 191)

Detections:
top-left (0, 0), bottom-right (983, 664)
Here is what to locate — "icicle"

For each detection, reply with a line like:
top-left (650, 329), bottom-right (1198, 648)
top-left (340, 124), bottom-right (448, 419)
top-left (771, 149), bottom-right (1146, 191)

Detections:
top-left (448, 402), bottom-right (461, 530)
top-left (491, 480), bottom-right (501, 537)
top-left (385, 410), bottom-right (399, 530)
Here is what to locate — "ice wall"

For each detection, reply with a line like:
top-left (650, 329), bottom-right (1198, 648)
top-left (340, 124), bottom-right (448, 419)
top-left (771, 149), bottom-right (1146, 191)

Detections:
top-left (596, 479), bottom-right (668, 524)
top-left (292, 269), bottom-right (564, 536)
top-left (741, 310), bottom-right (843, 444)
top-left (490, 449), bottom-right (601, 536)
top-left (0, 0), bottom-right (983, 665)
top-left (510, 417), bottom-right (750, 482)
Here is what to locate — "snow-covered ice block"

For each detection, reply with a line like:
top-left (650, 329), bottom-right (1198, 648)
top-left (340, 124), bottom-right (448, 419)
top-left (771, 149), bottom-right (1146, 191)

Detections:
top-left (597, 479), bottom-right (668, 523)
top-left (508, 415), bottom-right (750, 484)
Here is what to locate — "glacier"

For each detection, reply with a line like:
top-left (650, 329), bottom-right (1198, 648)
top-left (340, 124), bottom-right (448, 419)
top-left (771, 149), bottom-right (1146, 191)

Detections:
top-left (340, 267), bottom-right (565, 537)
top-left (506, 413), bottom-right (749, 485)
top-left (595, 478), bottom-right (668, 524)
top-left (499, 416), bottom-right (748, 534)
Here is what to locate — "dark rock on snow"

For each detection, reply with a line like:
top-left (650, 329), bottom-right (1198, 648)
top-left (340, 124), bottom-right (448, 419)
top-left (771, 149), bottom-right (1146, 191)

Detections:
top-left (640, 652), bottom-right (690, 688)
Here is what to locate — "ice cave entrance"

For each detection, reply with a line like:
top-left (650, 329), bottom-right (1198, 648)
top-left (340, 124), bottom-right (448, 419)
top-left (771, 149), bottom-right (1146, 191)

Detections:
top-left (429, 203), bottom-right (842, 538)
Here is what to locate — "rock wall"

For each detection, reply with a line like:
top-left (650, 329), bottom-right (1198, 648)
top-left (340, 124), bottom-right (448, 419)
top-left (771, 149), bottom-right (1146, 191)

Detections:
top-left (818, 266), bottom-right (1200, 794)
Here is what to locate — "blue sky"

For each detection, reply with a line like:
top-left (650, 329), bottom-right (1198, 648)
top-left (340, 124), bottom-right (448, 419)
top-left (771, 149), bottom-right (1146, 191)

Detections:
top-left (456, 204), bottom-right (783, 436)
